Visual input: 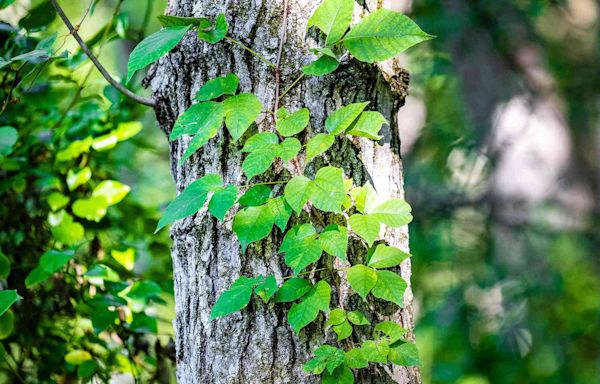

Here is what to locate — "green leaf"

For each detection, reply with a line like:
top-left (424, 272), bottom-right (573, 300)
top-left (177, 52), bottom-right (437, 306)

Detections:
top-left (288, 280), bottom-right (330, 333)
top-left (0, 249), bottom-right (10, 280)
top-left (388, 342), bottom-right (421, 366)
top-left (306, 133), bottom-right (334, 162)
top-left (72, 196), bottom-right (108, 222)
top-left (311, 166), bottom-right (346, 213)
top-left (91, 132), bottom-right (118, 152)
top-left (66, 167), bottom-right (91, 191)
top-left (208, 185), bottom-right (238, 221)
top-left (370, 199), bottom-right (413, 227)
top-left (65, 350), bottom-right (92, 365)
top-left (224, 93), bottom-right (263, 140)
top-left (273, 278), bottom-right (312, 303)
top-left (0, 311), bottom-right (14, 340)
top-left (281, 224), bottom-right (323, 274)
top-left (349, 214), bottom-right (380, 245)
top-left (85, 264), bottom-right (120, 283)
top-left (307, 0), bottom-right (354, 45)
top-left (347, 264), bottom-right (378, 300)
top-left (350, 183), bottom-right (379, 213)
top-left (127, 25), bottom-right (191, 82)
top-left (170, 101), bottom-right (225, 141)
top-left (77, 360), bottom-right (97, 379)
top-left (210, 276), bottom-right (259, 319)
top-left (46, 192), bottom-right (69, 212)
top-left (91, 308), bottom-right (118, 333)
top-left (127, 280), bottom-right (163, 302)
top-left (115, 121), bottom-right (143, 141)
top-left (326, 102), bottom-right (369, 135)
top-left (242, 132), bottom-right (279, 152)
top-left (344, 348), bottom-right (368, 369)
top-left (361, 340), bottom-right (389, 363)
top-left (156, 174), bottom-right (222, 232)
top-left (243, 151), bottom-right (276, 179)
top-left (49, 212), bottom-right (85, 246)
top-left (371, 270), bottom-right (407, 306)
top-left (198, 13), bottom-right (228, 43)
top-left (326, 308), bottom-right (346, 327)
top-left (276, 107), bottom-right (310, 137)
top-left (319, 225), bottom-right (348, 259)
top-left (302, 55), bottom-right (339, 76)
top-left (0, 126), bottom-right (18, 156)
top-left (304, 345), bottom-right (345, 375)
top-left (284, 176), bottom-right (313, 213)
top-left (232, 204), bottom-right (274, 250)
top-left (25, 267), bottom-right (51, 288)
top-left (255, 275), bottom-right (278, 303)
top-left (333, 319), bottom-right (353, 340)
top-left (0, 290), bottom-right (20, 317)
top-left (56, 137), bottom-right (92, 162)
top-left (195, 73), bottom-right (240, 101)
top-left (368, 244), bottom-right (410, 268)
top-left (267, 197), bottom-right (292, 231)
top-left (239, 185), bottom-right (271, 206)
top-left (278, 138), bottom-right (301, 162)
top-left (347, 310), bottom-right (370, 326)
top-left (343, 9), bottom-right (433, 63)
top-left (111, 248), bottom-right (135, 271)
top-left (39, 248), bottom-right (76, 274)
top-left (157, 15), bottom-right (211, 28)
top-left (92, 180), bottom-right (130, 206)
top-left (374, 321), bottom-right (407, 343)
top-left (346, 111), bottom-right (388, 140)
top-left (322, 364), bottom-right (355, 384)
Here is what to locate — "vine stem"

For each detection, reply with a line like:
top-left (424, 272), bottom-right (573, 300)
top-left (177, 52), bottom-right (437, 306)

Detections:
top-left (281, 266), bottom-right (350, 281)
top-left (273, 0), bottom-right (289, 118)
top-left (239, 180), bottom-right (289, 188)
top-left (225, 37), bottom-right (276, 69)
top-left (278, 73), bottom-right (305, 102)
top-left (49, 0), bottom-right (155, 107)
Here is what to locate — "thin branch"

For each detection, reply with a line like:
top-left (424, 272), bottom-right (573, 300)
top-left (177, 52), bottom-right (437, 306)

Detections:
top-left (273, 0), bottom-right (289, 117)
top-left (279, 72), bottom-right (304, 101)
top-left (225, 37), bottom-right (276, 68)
top-left (50, 0), bottom-right (155, 107)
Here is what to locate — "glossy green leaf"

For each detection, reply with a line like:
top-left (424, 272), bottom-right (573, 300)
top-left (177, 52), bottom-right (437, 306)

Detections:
top-left (56, 137), bottom-right (92, 162)
top-left (77, 360), bottom-right (97, 379)
top-left (346, 111), bottom-right (388, 140)
top-left (278, 138), bottom-right (301, 162)
top-left (39, 248), bottom-right (76, 274)
top-left (25, 267), bottom-right (51, 288)
top-left (239, 185), bottom-right (271, 206)
top-left (347, 264), bottom-right (378, 300)
top-left (288, 280), bottom-right (330, 333)
top-left (242, 150), bottom-right (276, 179)
top-left (255, 275), bottom-right (278, 303)
top-left (349, 214), bottom-right (379, 245)
top-left (127, 25), bottom-right (191, 82)
top-left (374, 321), bottom-right (407, 343)
top-left (156, 174), bottom-right (222, 232)
top-left (65, 350), bottom-right (92, 365)
top-left (169, 102), bottom-right (225, 141)
top-left (273, 278), bottom-right (312, 303)
top-left (0, 290), bottom-right (20, 317)
top-left (307, 0), bottom-right (354, 45)
top-left (325, 102), bottom-right (369, 135)
top-left (304, 345), bottom-right (345, 375)
top-left (46, 192), bottom-right (69, 212)
top-left (368, 244), bottom-right (410, 268)
top-left (115, 121), bottom-right (143, 141)
top-left (72, 196), bottom-right (108, 222)
top-left (0, 126), bottom-right (18, 156)
top-left (224, 93), bottom-right (263, 141)
top-left (343, 348), bottom-right (368, 369)
top-left (127, 280), bottom-right (162, 302)
top-left (350, 183), bottom-right (379, 214)
top-left (370, 199), bottom-right (413, 227)
top-left (284, 176), bottom-right (313, 213)
top-left (276, 107), bottom-right (310, 136)
top-left (302, 55), bottom-right (339, 76)
top-left (361, 340), bottom-right (389, 363)
top-left (157, 15), bottom-right (211, 28)
top-left (208, 185), bottom-right (238, 221)
top-left (322, 364), bottom-right (355, 384)
top-left (232, 204), bottom-right (275, 250)
top-left (0, 311), bottom-right (15, 340)
top-left (198, 13), bottom-right (228, 43)
top-left (195, 73), bottom-right (240, 101)
top-left (371, 270), bottom-right (407, 306)
top-left (319, 225), bottom-right (348, 259)
top-left (49, 212), bottom-right (85, 246)
top-left (388, 342), bottom-right (421, 366)
top-left (333, 319), bottom-right (353, 340)
top-left (306, 133), bottom-right (334, 162)
top-left (210, 276), bottom-right (259, 319)
top-left (347, 310), bottom-right (370, 326)
top-left (281, 224), bottom-right (323, 274)
top-left (267, 197), bottom-right (292, 231)
top-left (66, 167), bottom-right (91, 191)
top-left (91, 132), bottom-right (118, 152)
top-left (343, 9), bottom-right (434, 63)
top-left (85, 264), bottom-right (120, 283)
top-left (111, 248), bottom-right (135, 271)
top-left (311, 166), bottom-right (346, 213)
top-left (92, 180), bottom-right (130, 206)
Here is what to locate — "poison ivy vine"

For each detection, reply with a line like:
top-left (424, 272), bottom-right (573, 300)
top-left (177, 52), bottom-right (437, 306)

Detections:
top-left (130, 0), bottom-right (433, 382)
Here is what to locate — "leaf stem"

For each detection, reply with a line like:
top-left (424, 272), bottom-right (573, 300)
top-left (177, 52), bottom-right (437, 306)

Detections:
top-left (49, 0), bottom-right (155, 107)
top-left (278, 73), bottom-right (305, 101)
top-left (239, 180), bottom-right (289, 188)
top-left (225, 37), bottom-right (276, 69)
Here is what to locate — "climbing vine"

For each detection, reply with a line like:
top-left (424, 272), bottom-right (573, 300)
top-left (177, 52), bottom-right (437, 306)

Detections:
top-left (129, 0), bottom-right (433, 382)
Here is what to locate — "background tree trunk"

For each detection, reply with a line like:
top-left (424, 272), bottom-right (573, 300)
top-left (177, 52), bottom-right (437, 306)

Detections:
top-left (150, 1), bottom-right (420, 383)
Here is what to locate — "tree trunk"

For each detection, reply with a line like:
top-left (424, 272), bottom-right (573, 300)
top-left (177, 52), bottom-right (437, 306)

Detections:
top-left (150, 1), bottom-right (420, 383)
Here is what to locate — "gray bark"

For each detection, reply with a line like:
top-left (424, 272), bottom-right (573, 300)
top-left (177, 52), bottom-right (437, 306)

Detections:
top-left (150, 1), bottom-right (419, 383)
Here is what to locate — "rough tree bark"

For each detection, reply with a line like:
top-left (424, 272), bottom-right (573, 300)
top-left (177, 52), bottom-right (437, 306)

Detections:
top-left (150, 1), bottom-right (420, 383)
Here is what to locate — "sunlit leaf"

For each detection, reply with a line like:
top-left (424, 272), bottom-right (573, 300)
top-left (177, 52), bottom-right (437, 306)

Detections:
top-left (195, 73), bottom-right (240, 101)
top-left (347, 264), bottom-right (378, 300)
top-left (371, 270), bottom-right (407, 306)
top-left (276, 107), bottom-right (310, 137)
top-left (224, 93), bottom-right (263, 141)
top-left (307, 0), bottom-right (354, 45)
top-left (326, 102), bottom-right (369, 135)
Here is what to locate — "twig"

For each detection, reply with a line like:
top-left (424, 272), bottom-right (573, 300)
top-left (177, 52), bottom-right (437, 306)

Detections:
top-left (273, 0), bottom-right (289, 118)
top-left (225, 37), bottom-right (276, 69)
top-left (49, 0), bottom-right (155, 107)
top-left (279, 72), bottom-right (304, 101)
